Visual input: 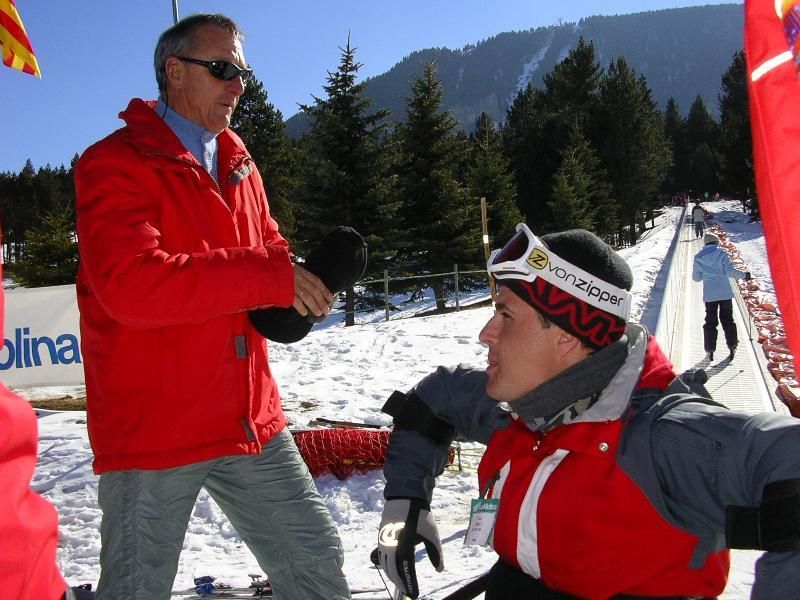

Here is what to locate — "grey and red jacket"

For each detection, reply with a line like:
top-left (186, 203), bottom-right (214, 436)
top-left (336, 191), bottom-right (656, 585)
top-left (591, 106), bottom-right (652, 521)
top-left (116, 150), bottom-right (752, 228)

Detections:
top-left (383, 324), bottom-right (800, 599)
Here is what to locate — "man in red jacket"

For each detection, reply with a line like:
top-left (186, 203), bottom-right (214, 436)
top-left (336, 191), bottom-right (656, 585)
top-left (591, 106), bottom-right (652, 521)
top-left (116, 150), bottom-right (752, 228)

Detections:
top-left (377, 224), bottom-right (800, 599)
top-left (74, 14), bottom-right (348, 600)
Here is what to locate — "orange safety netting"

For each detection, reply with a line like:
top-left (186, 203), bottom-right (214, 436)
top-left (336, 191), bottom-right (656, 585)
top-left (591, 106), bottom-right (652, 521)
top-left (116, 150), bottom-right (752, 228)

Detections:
top-left (707, 223), bottom-right (799, 414)
top-left (292, 427), bottom-right (457, 480)
top-left (293, 428), bottom-right (391, 480)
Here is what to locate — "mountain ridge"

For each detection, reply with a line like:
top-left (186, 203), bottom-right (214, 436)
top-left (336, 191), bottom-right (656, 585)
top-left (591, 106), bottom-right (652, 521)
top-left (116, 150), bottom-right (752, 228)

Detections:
top-left (285, 3), bottom-right (744, 137)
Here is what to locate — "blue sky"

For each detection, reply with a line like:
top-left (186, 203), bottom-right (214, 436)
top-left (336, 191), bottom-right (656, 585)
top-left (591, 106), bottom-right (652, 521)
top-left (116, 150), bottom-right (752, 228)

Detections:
top-left (1, 0), bottom-right (742, 173)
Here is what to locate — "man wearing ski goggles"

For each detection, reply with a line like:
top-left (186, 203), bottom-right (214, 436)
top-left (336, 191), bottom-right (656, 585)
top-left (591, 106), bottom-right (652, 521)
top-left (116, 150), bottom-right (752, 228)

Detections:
top-left (488, 223), bottom-right (632, 349)
top-left (379, 224), bottom-right (800, 599)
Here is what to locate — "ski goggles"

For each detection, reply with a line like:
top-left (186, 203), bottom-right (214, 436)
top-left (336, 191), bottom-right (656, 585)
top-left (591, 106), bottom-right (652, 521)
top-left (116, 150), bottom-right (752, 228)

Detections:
top-left (175, 56), bottom-right (253, 84)
top-left (488, 223), bottom-right (632, 320)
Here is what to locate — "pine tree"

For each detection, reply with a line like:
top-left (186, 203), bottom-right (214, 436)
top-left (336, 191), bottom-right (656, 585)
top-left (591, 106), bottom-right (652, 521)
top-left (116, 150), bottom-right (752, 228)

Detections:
top-left (684, 95), bottom-right (723, 196)
top-left (6, 201), bottom-right (78, 286)
top-left (9, 160), bottom-right (38, 262)
top-left (662, 97), bottom-right (687, 196)
top-left (597, 58), bottom-right (671, 245)
top-left (296, 36), bottom-right (396, 325)
top-left (549, 170), bottom-right (591, 231)
top-left (719, 50), bottom-right (755, 207)
top-left (0, 170), bottom-right (17, 262)
top-left (467, 112), bottom-right (521, 247)
top-left (396, 61), bottom-right (478, 312)
top-left (503, 83), bottom-right (548, 225)
top-left (503, 39), bottom-right (603, 231)
top-left (230, 76), bottom-right (297, 241)
top-left (688, 143), bottom-right (719, 197)
top-left (542, 37), bottom-right (603, 132)
top-left (685, 95), bottom-right (721, 150)
top-left (547, 128), bottom-right (616, 235)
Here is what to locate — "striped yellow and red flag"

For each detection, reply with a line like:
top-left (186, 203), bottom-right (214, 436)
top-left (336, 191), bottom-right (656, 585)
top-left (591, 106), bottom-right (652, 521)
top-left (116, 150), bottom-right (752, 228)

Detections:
top-left (0, 0), bottom-right (40, 77)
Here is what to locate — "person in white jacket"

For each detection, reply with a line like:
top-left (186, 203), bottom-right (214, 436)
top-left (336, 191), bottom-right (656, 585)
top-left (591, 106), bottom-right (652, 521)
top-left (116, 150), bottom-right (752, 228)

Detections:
top-left (691, 200), bottom-right (706, 238)
top-left (692, 232), bottom-right (751, 360)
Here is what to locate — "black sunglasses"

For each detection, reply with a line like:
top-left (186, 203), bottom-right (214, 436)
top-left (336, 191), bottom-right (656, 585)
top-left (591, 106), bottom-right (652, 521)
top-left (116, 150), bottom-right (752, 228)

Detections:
top-left (175, 56), bottom-right (252, 83)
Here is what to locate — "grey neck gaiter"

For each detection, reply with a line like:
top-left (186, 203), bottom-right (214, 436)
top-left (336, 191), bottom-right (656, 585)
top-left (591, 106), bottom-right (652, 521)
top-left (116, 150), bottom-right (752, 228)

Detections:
top-left (510, 335), bottom-right (629, 430)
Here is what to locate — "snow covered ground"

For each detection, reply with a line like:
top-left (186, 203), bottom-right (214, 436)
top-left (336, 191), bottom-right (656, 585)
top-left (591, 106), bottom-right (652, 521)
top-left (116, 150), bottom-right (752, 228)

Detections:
top-left (19, 200), bottom-right (779, 598)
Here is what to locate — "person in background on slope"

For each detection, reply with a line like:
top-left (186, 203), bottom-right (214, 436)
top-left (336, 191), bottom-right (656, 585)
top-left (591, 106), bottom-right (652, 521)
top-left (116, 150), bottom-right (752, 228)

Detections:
top-left (74, 14), bottom-right (348, 600)
top-left (374, 223), bottom-right (800, 599)
top-left (692, 199), bottom-right (706, 238)
top-left (692, 232), bottom-right (751, 362)
top-left (0, 258), bottom-right (94, 600)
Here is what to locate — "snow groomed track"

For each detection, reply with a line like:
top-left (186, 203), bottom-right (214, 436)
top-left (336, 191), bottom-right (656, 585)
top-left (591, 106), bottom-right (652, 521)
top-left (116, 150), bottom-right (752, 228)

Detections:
top-left (663, 212), bottom-right (787, 415)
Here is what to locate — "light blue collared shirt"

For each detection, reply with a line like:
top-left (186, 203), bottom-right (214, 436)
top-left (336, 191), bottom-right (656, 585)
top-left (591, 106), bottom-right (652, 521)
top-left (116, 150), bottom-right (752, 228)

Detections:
top-left (155, 99), bottom-right (219, 182)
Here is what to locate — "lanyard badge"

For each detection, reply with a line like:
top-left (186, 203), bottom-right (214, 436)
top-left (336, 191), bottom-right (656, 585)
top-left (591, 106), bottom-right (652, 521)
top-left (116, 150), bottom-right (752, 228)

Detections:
top-left (465, 474), bottom-right (500, 547)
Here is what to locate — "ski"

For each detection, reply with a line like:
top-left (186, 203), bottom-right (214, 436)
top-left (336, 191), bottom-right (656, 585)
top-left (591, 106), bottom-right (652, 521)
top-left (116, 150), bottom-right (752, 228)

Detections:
top-left (171, 590), bottom-right (266, 599)
top-left (170, 574), bottom-right (273, 599)
top-left (172, 578), bottom-right (386, 600)
top-left (173, 590), bottom-right (389, 599)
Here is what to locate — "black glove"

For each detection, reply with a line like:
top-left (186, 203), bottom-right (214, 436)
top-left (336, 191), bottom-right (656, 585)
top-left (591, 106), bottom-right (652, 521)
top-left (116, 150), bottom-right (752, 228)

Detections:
top-left (745, 272), bottom-right (752, 280)
top-left (249, 226), bottom-right (367, 343)
top-left (374, 498), bottom-right (444, 599)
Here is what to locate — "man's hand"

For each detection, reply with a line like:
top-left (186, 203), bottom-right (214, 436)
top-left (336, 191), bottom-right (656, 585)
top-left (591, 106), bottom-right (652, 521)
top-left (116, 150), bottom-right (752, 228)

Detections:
top-left (292, 263), bottom-right (333, 319)
top-left (374, 498), bottom-right (444, 599)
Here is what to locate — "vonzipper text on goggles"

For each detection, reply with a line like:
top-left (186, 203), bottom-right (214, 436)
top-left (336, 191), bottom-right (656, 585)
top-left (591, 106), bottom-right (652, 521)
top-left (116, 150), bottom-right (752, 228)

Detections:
top-left (488, 223), bottom-right (632, 320)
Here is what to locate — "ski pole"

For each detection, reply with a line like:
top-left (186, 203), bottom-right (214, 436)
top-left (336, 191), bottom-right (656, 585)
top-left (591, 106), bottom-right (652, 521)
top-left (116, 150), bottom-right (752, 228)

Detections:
top-left (439, 572), bottom-right (489, 600)
top-left (389, 571), bottom-right (489, 600)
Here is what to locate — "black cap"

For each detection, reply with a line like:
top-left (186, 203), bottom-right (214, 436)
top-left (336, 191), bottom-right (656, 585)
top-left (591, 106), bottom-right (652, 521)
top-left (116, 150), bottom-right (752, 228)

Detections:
top-left (249, 226), bottom-right (368, 343)
top-left (502, 229), bottom-right (633, 348)
top-left (540, 229), bottom-right (633, 292)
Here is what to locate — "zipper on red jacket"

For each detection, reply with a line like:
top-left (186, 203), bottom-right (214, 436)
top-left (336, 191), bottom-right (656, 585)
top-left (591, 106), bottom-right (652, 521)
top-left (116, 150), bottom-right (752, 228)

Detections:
top-left (147, 151), bottom-right (226, 200)
top-left (148, 149), bottom-right (260, 448)
top-left (147, 152), bottom-right (254, 199)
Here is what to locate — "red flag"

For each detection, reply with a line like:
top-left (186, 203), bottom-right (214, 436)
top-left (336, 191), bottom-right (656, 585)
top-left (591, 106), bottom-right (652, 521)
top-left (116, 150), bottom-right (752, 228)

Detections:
top-left (745, 0), bottom-right (800, 360)
top-left (0, 0), bottom-right (40, 77)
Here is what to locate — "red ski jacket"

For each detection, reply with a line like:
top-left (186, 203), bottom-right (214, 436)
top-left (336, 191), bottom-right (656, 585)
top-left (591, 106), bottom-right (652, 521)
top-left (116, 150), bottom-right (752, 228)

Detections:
top-left (477, 338), bottom-right (729, 598)
top-left (0, 254), bottom-right (66, 598)
top-left (0, 383), bottom-right (66, 600)
top-left (75, 99), bottom-right (295, 473)
top-left (386, 327), bottom-right (800, 598)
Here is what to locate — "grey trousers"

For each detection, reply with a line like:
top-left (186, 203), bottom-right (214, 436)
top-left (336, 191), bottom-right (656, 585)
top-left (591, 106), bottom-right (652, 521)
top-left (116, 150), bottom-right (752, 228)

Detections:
top-left (95, 429), bottom-right (349, 600)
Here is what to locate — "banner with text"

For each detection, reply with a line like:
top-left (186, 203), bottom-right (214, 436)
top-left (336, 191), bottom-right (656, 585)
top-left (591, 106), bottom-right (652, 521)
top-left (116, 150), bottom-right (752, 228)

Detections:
top-left (1, 284), bottom-right (83, 388)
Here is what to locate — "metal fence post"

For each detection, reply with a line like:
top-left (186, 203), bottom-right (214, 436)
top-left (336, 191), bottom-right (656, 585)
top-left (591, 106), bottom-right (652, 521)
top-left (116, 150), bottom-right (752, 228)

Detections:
top-left (384, 269), bottom-right (390, 322)
top-left (454, 264), bottom-right (460, 311)
top-left (481, 197), bottom-right (497, 302)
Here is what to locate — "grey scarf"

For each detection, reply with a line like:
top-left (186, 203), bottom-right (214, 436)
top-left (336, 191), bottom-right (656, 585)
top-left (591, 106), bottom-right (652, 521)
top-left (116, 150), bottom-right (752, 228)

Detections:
top-left (511, 335), bottom-right (629, 431)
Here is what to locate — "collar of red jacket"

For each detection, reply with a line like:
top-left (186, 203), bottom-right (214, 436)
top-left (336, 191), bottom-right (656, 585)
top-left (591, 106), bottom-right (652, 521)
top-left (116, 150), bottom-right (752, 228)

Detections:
top-left (118, 98), bottom-right (249, 173)
top-left (638, 333), bottom-right (676, 391)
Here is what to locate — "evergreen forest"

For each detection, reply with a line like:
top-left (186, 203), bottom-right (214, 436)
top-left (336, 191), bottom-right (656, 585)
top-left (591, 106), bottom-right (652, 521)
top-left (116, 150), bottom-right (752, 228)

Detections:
top-left (0, 40), bottom-right (754, 323)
